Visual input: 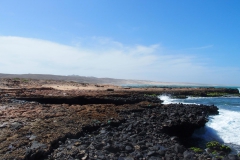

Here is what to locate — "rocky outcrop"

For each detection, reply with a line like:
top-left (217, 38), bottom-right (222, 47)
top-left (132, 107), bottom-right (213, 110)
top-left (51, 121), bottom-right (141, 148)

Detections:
top-left (160, 104), bottom-right (218, 137)
top-left (48, 103), bottom-right (218, 160)
top-left (16, 94), bottom-right (162, 106)
top-left (169, 88), bottom-right (239, 97)
top-left (0, 91), bottom-right (218, 160)
top-left (1, 79), bottom-right (237, 159)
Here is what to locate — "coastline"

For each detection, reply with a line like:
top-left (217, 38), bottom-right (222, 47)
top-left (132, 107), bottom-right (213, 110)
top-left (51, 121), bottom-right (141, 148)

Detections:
top-left (0, 78), bottom-right (239, 159)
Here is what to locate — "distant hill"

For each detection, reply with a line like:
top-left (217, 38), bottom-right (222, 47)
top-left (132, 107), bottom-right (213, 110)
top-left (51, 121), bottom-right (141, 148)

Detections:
top-left (0, 73), bottom-right (207, 86)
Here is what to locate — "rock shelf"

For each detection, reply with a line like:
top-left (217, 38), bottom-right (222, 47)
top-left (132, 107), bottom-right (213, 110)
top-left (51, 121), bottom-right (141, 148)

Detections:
top-left (48, 103), bottom-right (218, 160)
top-left (0, 79), bottom-right (238, 160)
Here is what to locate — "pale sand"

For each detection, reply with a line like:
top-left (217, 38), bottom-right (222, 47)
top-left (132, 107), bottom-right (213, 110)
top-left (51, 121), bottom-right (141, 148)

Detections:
top-left (42, 84), bottom-right (122, 91)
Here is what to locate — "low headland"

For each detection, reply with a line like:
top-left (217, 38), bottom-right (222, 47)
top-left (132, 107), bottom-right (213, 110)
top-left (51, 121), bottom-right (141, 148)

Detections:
top-left (0, 77), bottom-right (239, 160)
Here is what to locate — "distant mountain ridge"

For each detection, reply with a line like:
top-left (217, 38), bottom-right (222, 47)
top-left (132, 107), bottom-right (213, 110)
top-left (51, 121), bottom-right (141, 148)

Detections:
top-left (0, 73), bottom-right (207, 86)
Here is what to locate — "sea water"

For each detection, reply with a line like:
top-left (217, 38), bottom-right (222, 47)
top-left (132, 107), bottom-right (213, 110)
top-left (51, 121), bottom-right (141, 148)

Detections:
top-left (159, 94), bottom-right (240, 153)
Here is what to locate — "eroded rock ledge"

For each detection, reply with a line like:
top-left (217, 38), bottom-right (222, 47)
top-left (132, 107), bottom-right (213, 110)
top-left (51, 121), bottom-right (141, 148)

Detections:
top-left (0, 79), bottom-right (237, 159)
top-left (47, 103), bottom-right (218, 160)
top-left (1, 96), bottom-right (218, 159)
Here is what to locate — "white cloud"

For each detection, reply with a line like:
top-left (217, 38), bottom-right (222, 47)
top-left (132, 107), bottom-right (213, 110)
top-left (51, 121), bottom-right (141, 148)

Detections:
top-left (0, 36), bottom-right (239, 85)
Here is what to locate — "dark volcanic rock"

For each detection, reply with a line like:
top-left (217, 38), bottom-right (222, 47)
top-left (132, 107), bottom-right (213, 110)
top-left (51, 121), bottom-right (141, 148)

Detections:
top-left (16, 93), bottom-right (162, 106)
top-left (1, 79), bottom-right (229, 160)
top-left (160, 104), bottom-right (218, 137)
top-left (47, 103), bottom-right (218, 160)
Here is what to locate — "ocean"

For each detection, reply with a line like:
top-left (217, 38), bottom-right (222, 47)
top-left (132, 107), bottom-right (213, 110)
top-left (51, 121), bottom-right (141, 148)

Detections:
top-left (159, 90), bottom-right (240, 154)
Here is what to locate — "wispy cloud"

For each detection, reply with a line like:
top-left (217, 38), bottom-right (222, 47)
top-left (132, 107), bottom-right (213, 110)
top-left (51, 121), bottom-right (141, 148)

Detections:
top-left (0, 36), bottom-right (239, 85)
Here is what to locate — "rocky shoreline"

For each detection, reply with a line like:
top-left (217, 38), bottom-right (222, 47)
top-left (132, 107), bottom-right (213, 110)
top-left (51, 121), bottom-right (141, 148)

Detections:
top-left (0, 78), bottom-right (239, 159)
top-left (47, 103), bottom-right (219, 160)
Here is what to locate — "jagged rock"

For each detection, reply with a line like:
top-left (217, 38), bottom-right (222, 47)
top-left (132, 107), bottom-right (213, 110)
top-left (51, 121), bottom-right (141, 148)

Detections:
top-left (1, 78), bottom-right (233, 159)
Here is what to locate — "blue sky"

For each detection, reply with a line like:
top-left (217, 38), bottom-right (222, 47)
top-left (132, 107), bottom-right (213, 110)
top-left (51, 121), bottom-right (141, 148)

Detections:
top-left (0, 1), bottom-right (240, 85)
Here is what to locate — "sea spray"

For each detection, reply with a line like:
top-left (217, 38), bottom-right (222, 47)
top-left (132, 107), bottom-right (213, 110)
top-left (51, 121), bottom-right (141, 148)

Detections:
top-left (158, 95), bottom-right (175, 104)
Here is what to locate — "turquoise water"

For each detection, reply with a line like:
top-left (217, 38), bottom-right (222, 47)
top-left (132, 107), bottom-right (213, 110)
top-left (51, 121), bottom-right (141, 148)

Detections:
top-left (159, 94), bottom-right (240, 153)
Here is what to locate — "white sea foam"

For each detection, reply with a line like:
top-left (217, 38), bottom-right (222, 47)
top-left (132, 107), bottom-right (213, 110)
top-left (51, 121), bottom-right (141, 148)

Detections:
top-left (159, 95), bottom-right (198, 105)
top-left (192, 110), bottom-right (240, 146)
top-left (158, 95), bottom-right (177, 104)
top-left (206, 109), bottom-right (240, 145)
